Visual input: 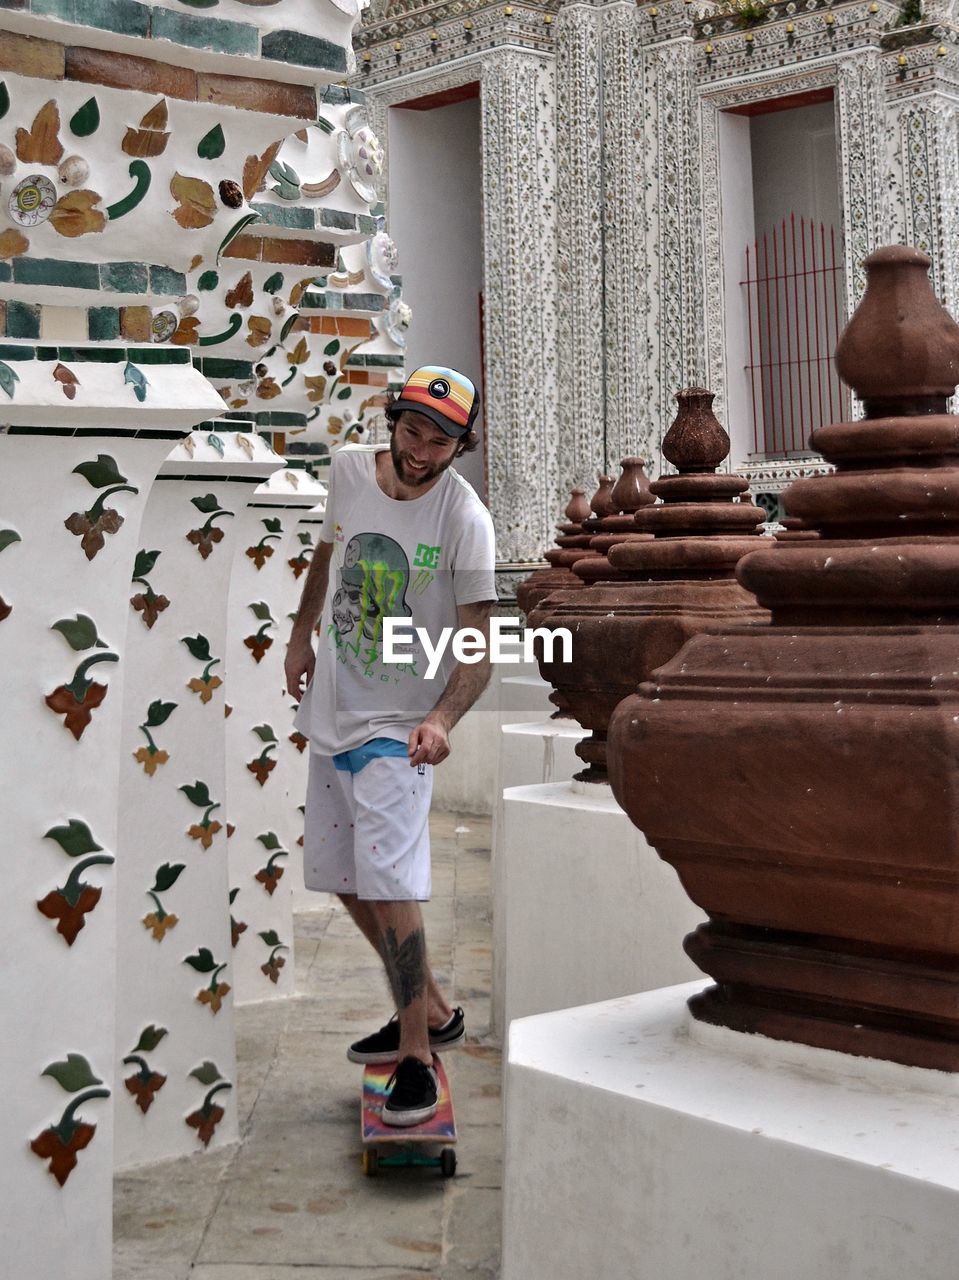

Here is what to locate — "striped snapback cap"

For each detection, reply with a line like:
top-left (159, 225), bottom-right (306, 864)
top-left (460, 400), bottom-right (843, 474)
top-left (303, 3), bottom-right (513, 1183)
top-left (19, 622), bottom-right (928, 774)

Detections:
top-left (387, 365), bottom-right (480, 437)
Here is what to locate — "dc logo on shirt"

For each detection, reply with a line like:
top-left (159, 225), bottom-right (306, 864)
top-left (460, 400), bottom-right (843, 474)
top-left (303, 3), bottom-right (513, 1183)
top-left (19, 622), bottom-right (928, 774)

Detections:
top-left (413, 543), bottom-right (442, 570)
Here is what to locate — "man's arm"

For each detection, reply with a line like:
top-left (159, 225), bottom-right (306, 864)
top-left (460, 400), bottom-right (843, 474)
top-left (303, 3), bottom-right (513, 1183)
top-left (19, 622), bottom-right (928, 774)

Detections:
top-left (284, 539), bottom-right (335, 700)
top-left (407, 600), bottom-right (496, 767)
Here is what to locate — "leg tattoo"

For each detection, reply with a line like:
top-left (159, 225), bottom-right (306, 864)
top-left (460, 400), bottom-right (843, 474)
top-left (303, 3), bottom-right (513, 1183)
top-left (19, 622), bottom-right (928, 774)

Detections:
top-left (382, 926), bottom-right (427, 1009)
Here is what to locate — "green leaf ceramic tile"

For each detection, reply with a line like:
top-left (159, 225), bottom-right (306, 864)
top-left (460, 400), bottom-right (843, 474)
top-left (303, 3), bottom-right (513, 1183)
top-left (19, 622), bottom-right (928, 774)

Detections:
top-left (44, 819), bottom-right (103, 858)
top-left (69, 97), bottom-right (100, 137)
top-left (73, 454), bottom-right (128, 488)
top-left (181, 633), bottom-right (213, 661)
top-left (0, 360), bottom-right (20, 398)
top-left (42, 1054), bottom-right (103, 1093)
top-left (184, 948), bottom-right (218, 973)
top-left (179, 780), bottom-right (213, 808)
top-left (189, 1060), bottom-right (223, 1085)
top-left (152, 863), bottom-right (185, 892)
top-left (123, 361), bottom-right (148, 402)
top-left (197, 124), bottom-right (226, 159)
top-left (133, 1025), bottom-right (168, 1053)
top-left (133, 548), bottom-right (161, 579)
top-left (51, 615), bottom-right (100, 651)
top-left (145, 699), bottom-right (176, 727)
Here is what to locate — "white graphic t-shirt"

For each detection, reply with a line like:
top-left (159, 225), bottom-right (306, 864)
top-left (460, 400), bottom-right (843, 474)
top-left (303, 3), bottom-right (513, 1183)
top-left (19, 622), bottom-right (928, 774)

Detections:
top-left (295, 444), bottom-right (497, 755)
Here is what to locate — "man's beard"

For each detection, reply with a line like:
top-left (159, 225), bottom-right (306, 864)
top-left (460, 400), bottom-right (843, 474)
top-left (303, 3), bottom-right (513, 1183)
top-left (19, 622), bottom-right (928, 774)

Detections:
top-left (389, 432), bottom-right (457, 487)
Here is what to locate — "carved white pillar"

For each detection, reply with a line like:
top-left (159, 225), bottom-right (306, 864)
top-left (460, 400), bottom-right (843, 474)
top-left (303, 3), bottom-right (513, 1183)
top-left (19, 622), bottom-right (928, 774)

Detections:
top-left (887, 93), bottom-right (959, 316)
top-left (836, 52), bottom-right (892, 310)
top-left (114, 430), bottom-right (287, 1171)
top-left (601, 1), bottom-right (654, 464)
top-left (480, 49), bottom-right (559, 580)
top-left (644, 36), bottom-right (706, 464)
top-left (554, 3), bottom-right (605, 486)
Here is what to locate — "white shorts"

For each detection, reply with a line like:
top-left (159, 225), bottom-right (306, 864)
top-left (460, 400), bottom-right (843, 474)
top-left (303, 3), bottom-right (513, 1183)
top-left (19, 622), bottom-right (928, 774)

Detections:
top-left (303, 740), bottom-right (434, 901)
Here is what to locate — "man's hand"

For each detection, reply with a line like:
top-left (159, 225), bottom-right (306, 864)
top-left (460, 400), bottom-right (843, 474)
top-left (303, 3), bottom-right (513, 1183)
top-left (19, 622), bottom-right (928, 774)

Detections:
top-left (410, 601), bottom-right (495, 768)
top-left (408, 718), bottom-right (451, 767)
top-left (285, 633), bottom-right (316, 701)
top-left (284, 539), bottom-right (333, 700)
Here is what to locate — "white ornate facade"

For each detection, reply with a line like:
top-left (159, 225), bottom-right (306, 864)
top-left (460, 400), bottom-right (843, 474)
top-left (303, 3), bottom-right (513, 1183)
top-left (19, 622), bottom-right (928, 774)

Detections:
top-left (356, 0), bottom-right (959, 552)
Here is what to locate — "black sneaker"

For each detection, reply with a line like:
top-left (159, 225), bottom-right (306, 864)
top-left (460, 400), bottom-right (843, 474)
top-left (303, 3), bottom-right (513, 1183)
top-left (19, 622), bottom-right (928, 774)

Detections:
top-left (347, 1007), bottom-right (466, 1064)
top-left (381, 1056), bottom-right (439, 1127)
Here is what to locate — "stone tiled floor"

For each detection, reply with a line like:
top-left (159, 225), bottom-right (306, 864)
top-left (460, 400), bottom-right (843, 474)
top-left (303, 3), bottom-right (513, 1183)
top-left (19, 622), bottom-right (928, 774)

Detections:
top-left (114, 811), bottom-right (501, 1280)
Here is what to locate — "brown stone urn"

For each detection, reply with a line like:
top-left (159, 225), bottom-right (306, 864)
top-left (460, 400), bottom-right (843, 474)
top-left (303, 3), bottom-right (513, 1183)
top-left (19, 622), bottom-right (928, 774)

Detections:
top-left (516, 487), bottom-right (595, 618)
top-left (576, 457), bottom-right (657, 584)
top-left (608, 245), bottom-right (959, 1071)
top-left (531, 399), bottom-right (767, 783)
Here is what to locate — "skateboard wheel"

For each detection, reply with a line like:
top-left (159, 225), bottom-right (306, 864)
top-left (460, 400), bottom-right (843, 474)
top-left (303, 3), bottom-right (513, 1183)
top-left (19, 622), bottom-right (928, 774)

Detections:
top-left (440, 1148), bottom-right (456, 1178)
top-left (362, 1149), bottom-right (379, 1177)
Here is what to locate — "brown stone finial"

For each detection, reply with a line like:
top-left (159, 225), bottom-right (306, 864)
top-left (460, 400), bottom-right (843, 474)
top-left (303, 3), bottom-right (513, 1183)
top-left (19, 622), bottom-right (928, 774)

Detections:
top-left (517, 485), bottom-right (599, 618)
top-left (590, 473), bottom-right (617, 518)
top-left (636, 390), bottom-right (764, 540)
top-left (608, 245), bottom-right (959, 1071)
top-left (576, 458), bottom-right (657, 585)
top-left (610, 458), bottom-right (656, 514)
top-left (835, 245), bottom-right (959, 418)
top-left (532, 392), bottom-right (767, 783)
top-left (565, 487), bottom-right (591, 525)
top-left (662, 388), bottom-right (730, 473)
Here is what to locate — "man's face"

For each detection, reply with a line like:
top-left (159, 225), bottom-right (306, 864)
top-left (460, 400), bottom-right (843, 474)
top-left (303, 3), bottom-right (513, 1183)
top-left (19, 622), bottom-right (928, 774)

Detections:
top-left (390, 412), bottom-right (461, 487)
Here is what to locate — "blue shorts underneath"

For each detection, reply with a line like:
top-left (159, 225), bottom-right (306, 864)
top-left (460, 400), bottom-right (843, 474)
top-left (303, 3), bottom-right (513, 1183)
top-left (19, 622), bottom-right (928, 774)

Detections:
top-left (331, 737), bottom-right (410, 774)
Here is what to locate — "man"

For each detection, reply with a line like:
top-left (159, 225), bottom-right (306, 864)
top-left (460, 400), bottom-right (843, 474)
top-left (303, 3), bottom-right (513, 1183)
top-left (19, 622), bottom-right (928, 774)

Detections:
top-left (285, 365), bottom-right (497, 1125)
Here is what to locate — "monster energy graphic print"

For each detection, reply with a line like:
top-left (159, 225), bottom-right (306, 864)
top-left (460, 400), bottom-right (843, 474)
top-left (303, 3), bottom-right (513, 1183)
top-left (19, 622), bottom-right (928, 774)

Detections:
top-left (331, 533), bottom-right (415, 674)
top-left (294, 444), bottom-right (497, 756)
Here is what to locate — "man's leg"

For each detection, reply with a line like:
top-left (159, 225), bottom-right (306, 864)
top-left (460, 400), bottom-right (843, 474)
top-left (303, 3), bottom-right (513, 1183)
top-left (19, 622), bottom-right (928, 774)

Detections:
top-left (339, 892), bottom-right (453, 1029)
top-left (369, 899), bottom-right (432, 1065)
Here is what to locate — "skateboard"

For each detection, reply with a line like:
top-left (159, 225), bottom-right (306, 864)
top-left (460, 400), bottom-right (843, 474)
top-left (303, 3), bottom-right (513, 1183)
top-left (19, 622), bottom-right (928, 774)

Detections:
top-left (360, 1055), bottom-right (457, 1177)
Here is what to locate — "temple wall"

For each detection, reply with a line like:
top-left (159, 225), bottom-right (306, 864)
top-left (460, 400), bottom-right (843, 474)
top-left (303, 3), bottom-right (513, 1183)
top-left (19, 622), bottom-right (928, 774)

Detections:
top-left (357, 0), bottom-right (959, 538)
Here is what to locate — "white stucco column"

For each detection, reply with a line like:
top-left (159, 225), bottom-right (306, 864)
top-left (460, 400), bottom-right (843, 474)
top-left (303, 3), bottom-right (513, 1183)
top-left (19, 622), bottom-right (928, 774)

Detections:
top-left (554, 3), bottom-right (606, 485)
top-left (600, 1), bottom-right (657, 465)
top-left (885, 85), bottom-right (959, 318)
top-left (480, 47), bottom-right (560, 587)
top-left (836, 51), bottom-right (893, 308)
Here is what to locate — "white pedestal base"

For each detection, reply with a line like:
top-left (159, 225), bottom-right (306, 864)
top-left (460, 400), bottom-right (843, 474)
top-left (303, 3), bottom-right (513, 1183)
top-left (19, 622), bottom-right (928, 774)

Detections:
top-left (496, 782), bottom-right (704, 1033)
top-left (503, 984), bottom-right (959, 1280)
top-left (500, 718), bottom-right (585, 790)
top-left (491, 722), bottom-right (586, 1037)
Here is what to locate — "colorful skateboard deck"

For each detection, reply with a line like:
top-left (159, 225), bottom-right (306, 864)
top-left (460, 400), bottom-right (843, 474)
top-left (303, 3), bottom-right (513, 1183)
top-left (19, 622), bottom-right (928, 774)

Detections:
top-left (361, 1055), bottom-right (457, 1176)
